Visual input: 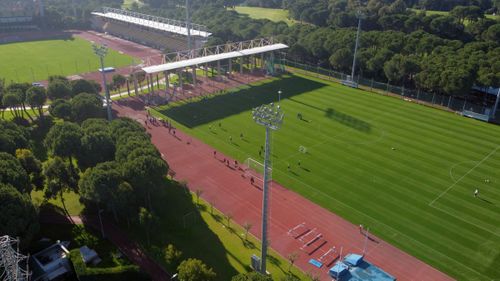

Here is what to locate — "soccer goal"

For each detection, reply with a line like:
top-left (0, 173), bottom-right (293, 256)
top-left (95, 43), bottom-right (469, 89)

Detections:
top-left (244, 158), bottom-right (272, 183)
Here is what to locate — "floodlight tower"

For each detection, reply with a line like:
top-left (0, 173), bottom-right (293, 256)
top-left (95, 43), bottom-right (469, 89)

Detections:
top-left (350, 10), bottom-right (365, 84)
top-left (252, 103), bottom-right (284, 274)
top-left (92, 43), bottom-right (112, 121)
top-left (186, 0), bottom-right (192, 50)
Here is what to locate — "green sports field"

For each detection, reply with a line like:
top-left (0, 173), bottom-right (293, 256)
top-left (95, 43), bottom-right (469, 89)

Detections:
top-left (0, 37), bottom-right (137, 83)
top-left (231, 6), bottom-right (296, 25)
top-left (154, 73), bottom-right (500, 280)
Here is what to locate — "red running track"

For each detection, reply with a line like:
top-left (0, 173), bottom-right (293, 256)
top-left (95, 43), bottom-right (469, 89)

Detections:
top-left (114, 98), bottom-right (453, 281)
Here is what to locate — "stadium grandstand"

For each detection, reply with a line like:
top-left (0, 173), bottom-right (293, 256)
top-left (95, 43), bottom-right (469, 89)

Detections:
top-left (91, 8), bottom-right (211, 52)
top-left (0, 0), bottom-right (43, 31)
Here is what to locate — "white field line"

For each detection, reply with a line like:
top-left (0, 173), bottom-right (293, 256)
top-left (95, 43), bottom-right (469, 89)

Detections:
top-left (273, 168), bottom-right (489, 279)
top-left (429, 203), bottom-right (500, 239)
top-left (448, 160), bottom-right (478, 183)
top-left (429, 146), bottom-right (500, 206)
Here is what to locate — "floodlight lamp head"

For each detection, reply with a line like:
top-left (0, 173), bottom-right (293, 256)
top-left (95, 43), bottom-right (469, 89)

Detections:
top-left (92, 43), bottom-right (108, 58)
top-left (252, 103), bottom-right (284, 130)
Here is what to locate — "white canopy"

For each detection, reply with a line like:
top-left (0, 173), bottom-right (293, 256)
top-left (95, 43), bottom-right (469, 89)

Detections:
top-left (92, 11), bottom-right (211, 38)
top-left (142, 43), bottom-right (288, 74)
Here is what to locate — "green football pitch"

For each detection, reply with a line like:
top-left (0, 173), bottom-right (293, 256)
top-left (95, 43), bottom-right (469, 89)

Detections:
top-left (0, 37), bottom-right (137, 83)
top-left (231, 6), bottom-right (296, 25)
top-left (154, 73), bottom-right (500, 280)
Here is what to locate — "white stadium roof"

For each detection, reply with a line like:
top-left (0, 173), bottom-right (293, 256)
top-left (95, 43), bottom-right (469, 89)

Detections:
top-left (91, 11), bottom-right (211, 38)
top-left (142, 43), bottom-right (288, 74)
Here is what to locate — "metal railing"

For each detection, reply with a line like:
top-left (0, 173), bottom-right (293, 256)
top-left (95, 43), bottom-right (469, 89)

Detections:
top-left (281, 58), bottom-right (496, 118)
top-left (100, 7), bottom-right (209, 34)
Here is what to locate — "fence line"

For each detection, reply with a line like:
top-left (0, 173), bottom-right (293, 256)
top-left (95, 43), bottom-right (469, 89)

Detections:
top-left (280, 58), bottom-right (494, 116)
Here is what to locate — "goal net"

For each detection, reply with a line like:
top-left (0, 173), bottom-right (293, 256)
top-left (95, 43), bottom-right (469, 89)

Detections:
top-left (244, 158), bottom-right (272, 183)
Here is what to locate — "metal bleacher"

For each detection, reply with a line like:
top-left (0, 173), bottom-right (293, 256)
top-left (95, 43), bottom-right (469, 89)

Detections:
top-left (92, 7), bottom-right (210, 51)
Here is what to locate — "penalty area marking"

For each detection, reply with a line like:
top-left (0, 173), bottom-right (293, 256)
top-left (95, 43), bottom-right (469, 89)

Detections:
top-left (273, 168), bottom-right (491, 279)
top-left (448, 160), bottom-right (478, 183)
top-left (430, 145), bottom-right (500, 206)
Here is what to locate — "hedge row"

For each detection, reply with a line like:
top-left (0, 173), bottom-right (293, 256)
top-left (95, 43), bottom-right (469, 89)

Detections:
top-left (69, 249), bottom-right (150, 281)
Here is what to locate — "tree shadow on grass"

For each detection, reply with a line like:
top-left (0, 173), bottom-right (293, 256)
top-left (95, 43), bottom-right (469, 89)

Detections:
top-left (158, 75), bottom-right (326, 128)
top-left (138, 182), bottom-right (240, 280)
top-left (288, 97), bottom-right (372, 133)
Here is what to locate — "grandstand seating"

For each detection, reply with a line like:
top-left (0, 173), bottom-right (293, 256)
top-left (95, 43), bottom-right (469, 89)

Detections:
top-left (102, 20), bottom-right (190, 52)
top-left (0, 0), bottom-right (36, 31)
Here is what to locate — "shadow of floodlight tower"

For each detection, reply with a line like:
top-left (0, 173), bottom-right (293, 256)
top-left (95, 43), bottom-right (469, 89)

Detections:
top-left (252, 103), bottom-right (284, 275)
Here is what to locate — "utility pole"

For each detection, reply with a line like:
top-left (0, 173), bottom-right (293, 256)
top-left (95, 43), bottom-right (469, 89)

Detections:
top-left (252, 103), bottom-right (284, 275)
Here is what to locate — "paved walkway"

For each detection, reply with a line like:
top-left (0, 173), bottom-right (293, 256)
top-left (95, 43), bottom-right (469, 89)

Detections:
top-left (114, 98), bottom-right (453, 281)
top-left (39, 210), bottom-right (171, 281)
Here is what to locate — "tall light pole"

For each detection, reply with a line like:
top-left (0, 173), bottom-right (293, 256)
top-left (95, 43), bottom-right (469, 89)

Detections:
top-left (92, 43), bottom-right (112, 121)
top-left (252, 103), bottom-right (284, 274)
top-left (278, 90), bottom-right (282, 103)
top-left (186, 0), bottom-right (191, 50)
top-left (350, 10), bottom-right (364, 83)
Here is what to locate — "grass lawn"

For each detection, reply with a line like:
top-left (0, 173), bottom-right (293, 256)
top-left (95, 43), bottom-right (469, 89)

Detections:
top-left (122, 0), bottom-right (144, 9)
top-left (152, 73), bottom-right (500, 280)
top-left (411, 8), bottom-right (499, 25)
top-left (0, 108), bottom-right (41, 121)
top-left (231, 6), bottom-right (296, 25)
top-left (0, 37), bottom-right (137, 83)
top-left (128, 183), bottom-right (308, 280)
top-left (32, 190), bottom-right (85, 216)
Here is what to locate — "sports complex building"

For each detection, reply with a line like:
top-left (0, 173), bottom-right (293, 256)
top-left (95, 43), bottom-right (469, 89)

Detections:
top-left (1, 3), bottom-right (499, 281)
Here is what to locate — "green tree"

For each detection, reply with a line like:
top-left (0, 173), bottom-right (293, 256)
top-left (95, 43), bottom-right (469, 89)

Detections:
top-left (6, 83), bottom-right (33, 121)
top-left (71, 79), bottom-right (99, 96)
top-left (0, 120), bottom-right (29, 154)
top-left (78, 130), bottom-right (115, 169)
top-left (2, 91), bottom-right (22, 119)
top-left (49, 99), bottom-right (72, 120)
top-left (483, 23), bottom-right (500, 42)
top-left (177, 258), bottom-right (216, 281)
top-left (111, 181), bottom-right (136, 226)
top-left (47, 80), bottom-right (72, 100)
top-left (281, 273), bottom-right (300, 281)
top-left (44, 122), bottom-right (83, 165)
top-left (43, 157), bottom-right (78, 213)
top-left (0, 152), bottom-right (30, 194)
top-left (231, 272), bottom-right (272, 281)
top-left (123, 155), bottom-right (168, 208)
top-left (70, 93), bottom-right (103, 123)
top-left (112, 74), bottom-right (127, 93)
top-left (79, 161), bottom-right (122, 219)
top-left (243, 222), bottom-right (252, 240)
top-left (138, 207), bottom-right (157, 246)
top-left (329, 48), bottom-right (353, 73)
top-left (0, 183), bottom-right (39, 246)
top-left (16, 149), bottom-right (44, 192)
top-left (26, 86), bottom-right (47, 118)
top-left (164, 244), bottom-right (183, 272)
